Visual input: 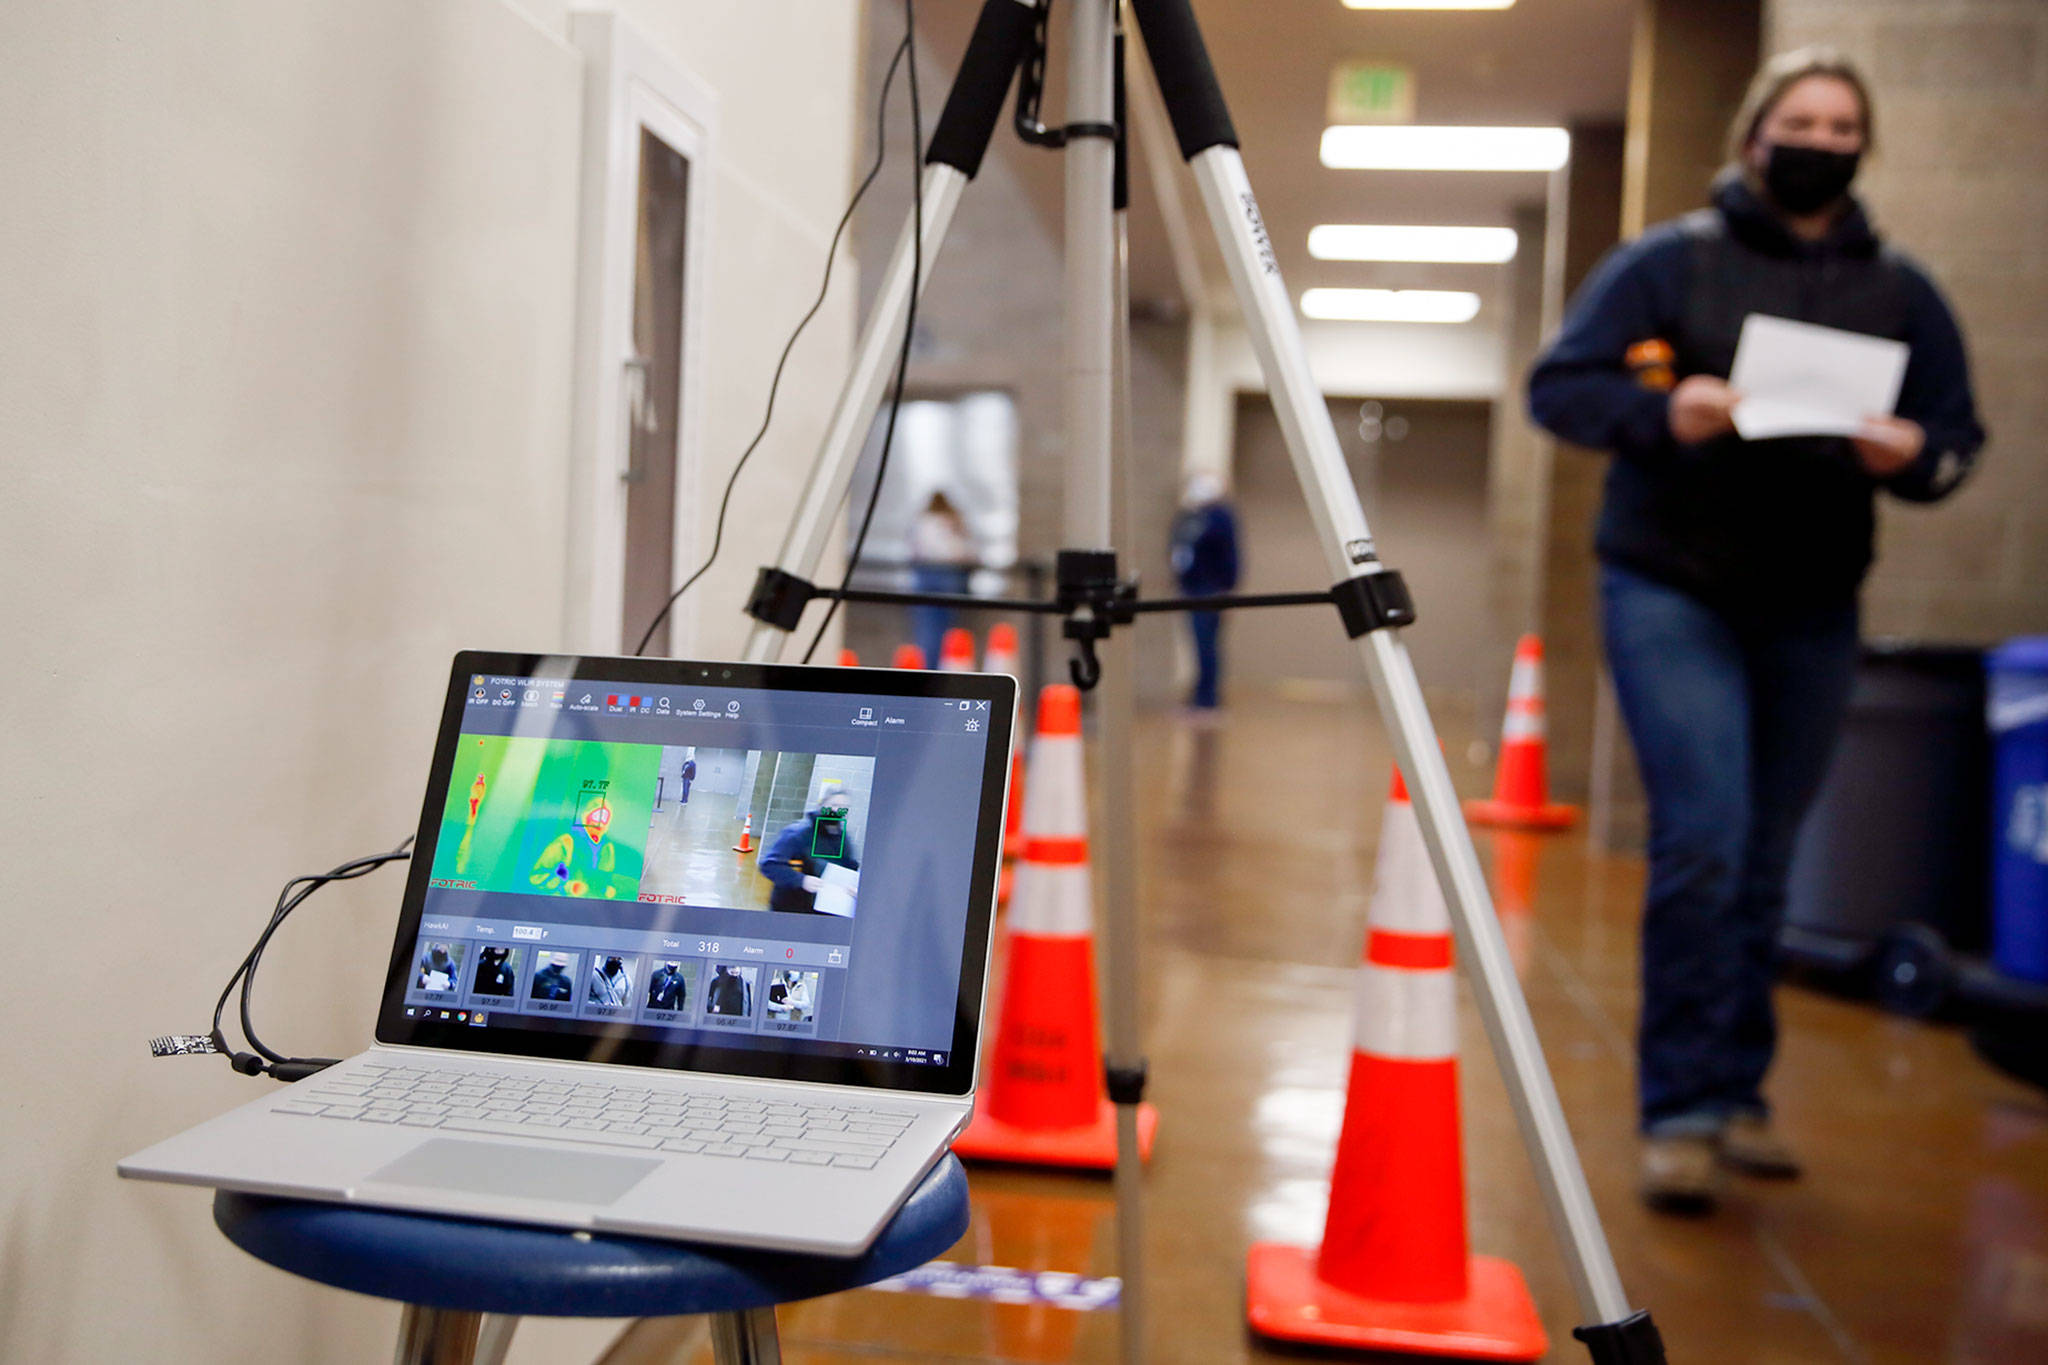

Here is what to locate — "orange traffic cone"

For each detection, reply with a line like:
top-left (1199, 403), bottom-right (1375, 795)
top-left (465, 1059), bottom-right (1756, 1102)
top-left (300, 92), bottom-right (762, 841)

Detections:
top-left (731, 812), bottom-right (755, 854)
top-left (1466, 634), bottom-right (1577, 830)
top-left (984, 622), bottom-right (1027, 902)
top-left (983, 621), bottom-right (1021, 682)
top-left (1246, 770), bottom-right (1547, 1360)
top-left (939, 627), bottom-right (977, 672)
top-left (892, 643), bottom-right (927, 670)
top-left (837, 647), bottom-right (860, 668)
top-left (954, 685), bottom-right (1158, 1169)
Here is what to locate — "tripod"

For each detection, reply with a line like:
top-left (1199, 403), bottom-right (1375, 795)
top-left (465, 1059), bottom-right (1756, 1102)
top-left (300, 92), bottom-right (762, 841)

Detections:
top-left (736, 2), bottom-right (1664, 1361)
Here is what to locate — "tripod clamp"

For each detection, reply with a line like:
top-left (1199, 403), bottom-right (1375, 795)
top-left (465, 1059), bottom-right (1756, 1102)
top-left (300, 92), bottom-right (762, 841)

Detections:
top-left (1013, 0), bottom-right (1120, 151)
top-left (744, 553), bottom-right (1416, 691)
top-left (1052, 550), bottom-right (1132, 690)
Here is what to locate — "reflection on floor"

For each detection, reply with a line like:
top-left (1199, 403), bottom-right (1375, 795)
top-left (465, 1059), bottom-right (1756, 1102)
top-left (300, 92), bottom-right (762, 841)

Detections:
top-left (622, 693), bottom-right (2048, 1364)
top-left (640, 789), bottom-right (772, 912)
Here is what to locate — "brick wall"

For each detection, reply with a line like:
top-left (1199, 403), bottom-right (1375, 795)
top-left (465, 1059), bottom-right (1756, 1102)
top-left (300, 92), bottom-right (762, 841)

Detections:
top-left (1769, 0), bottom-right (2048, 642)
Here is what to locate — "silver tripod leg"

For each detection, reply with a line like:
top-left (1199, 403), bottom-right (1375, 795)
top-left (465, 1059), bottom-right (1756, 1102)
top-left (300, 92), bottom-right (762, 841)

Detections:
top-left (1101, 38), bottom-right (1148, 1365)
top-left (739, 162), bottom-right (968, 665)
top-left (1063, 8), bottom-right (1149, 1362)
top-left (1183, 140), bottom-right (1634, 1328)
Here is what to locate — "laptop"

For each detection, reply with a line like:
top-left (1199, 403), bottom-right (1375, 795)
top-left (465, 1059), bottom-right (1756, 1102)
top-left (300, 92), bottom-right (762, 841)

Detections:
top-left (120, 650), bottom-right (1015, 1256)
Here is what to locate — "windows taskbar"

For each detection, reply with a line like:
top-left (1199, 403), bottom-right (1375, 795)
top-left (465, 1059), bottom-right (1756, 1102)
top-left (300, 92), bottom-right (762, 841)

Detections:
top-left (398, 1005), bottom-right (948, 1067)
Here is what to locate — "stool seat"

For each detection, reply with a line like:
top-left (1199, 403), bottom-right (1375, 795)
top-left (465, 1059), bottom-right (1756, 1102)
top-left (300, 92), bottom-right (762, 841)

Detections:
top-left (213, 1154), bottom-right (968, 1319)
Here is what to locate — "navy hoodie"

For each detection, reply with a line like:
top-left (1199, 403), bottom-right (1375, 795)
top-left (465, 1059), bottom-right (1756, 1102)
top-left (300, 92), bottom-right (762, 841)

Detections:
top-left (1528, 173), bottom-right (1984, 611)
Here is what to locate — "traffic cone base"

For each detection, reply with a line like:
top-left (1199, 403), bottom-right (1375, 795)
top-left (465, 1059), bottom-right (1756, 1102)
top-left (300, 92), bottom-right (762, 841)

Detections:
top-left (952, 1096), bottom-right (1157, 1170)
top-left (1463, 794), bottom-right (1578, 830)
top-left (1245, 1243), bottom-right (1548, 1361)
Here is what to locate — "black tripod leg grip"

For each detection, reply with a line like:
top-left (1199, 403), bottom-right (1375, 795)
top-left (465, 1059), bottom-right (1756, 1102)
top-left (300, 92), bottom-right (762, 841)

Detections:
top-left (1129, 0), bottom-right (1238, 159)
top-left (1572, 1310), bottom-right (1667, 1364)
top-left (926, 0), bottom-right (1042, 178)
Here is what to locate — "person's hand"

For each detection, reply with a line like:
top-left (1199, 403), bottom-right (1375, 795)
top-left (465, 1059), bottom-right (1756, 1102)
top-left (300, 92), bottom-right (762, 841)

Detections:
top-left (1668, 375), bottom-right (1741, 445)
top-left (1852, 415), bottom-right (1925, 478)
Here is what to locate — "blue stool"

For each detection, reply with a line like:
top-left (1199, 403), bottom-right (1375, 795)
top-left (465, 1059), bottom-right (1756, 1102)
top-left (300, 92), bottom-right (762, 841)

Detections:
top-left (213, 1154), bottom-right (969, 1365)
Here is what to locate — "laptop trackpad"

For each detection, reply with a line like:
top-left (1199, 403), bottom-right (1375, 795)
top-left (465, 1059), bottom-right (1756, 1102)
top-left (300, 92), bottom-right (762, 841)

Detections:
top-left (364, 1139), bottom-right (659, 1206)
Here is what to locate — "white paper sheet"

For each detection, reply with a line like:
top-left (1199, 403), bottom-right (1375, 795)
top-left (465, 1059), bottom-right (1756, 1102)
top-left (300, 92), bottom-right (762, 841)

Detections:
top-left (1727, 313), bottom-right (1909, 441)
top-left (813, 861), bottom-right (859, 918)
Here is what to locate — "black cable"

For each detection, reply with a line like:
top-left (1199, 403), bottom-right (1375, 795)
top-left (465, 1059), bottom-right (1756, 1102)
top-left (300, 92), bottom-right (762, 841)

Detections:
top-left (206, 837), bottom-right (412, 1077)
top-left (805, 0), bottom-right (923, 664)
top-left (631, 32), bottom-right (914, 658)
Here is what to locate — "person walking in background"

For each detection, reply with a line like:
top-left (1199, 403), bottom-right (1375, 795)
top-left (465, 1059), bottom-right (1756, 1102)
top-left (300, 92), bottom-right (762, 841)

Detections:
top-left (1170, 471), bottom-right (1240, 714)
top-left (907, 490), bottom-right (976, 668)
top-left (1528, 48), bottom-right (1983, 1212)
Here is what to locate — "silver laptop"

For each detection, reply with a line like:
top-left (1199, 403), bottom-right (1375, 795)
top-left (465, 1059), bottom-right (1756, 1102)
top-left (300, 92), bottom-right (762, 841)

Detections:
top-left (120, 650), bottom-right (1015, 1256)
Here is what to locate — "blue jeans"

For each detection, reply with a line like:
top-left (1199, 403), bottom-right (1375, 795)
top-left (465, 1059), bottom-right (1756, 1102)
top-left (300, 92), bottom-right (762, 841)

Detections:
top-left (1600, 565), bottom-right (1858, 1135)
top-left (1188, 610), bottom-right (1222, 708)
top-left (910, 565), bottom-right (971, 667)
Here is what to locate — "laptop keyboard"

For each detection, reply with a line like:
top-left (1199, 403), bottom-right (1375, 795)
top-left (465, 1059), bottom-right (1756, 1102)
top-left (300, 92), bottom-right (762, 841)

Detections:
top-left (275, 1060), bottom-right (917, 1169)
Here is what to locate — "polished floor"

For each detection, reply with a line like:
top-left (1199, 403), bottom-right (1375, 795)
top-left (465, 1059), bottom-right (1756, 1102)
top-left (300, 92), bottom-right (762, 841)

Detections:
top-left (602, 694), bottom-right (2048, 1364)
top-left (641, 790), bottom-right (774, 912)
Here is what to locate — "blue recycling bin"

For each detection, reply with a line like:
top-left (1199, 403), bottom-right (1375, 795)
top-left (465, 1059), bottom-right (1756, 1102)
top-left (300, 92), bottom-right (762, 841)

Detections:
top-left (1990, 638), bottom-right (2048, 984)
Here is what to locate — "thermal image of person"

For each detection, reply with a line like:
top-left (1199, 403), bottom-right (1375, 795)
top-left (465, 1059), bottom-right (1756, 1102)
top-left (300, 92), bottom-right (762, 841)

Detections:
top-left (758, 786), bottom-right (862, 914)
top-left (530, 957), bottom-right (572, 1001)
top-left (647, 961), bottom-right (689, 1012)
top-left (588, 955), bottom-right (632, 1007)
top-left (707, 965), bottom-right (752, 1017)
top-left (472, 946), bottom-right (516, 997)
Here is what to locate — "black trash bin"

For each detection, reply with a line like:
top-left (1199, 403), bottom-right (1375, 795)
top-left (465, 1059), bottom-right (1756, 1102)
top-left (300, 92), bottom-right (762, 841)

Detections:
top-left (1781, 641), bottom-right (1990, 1012)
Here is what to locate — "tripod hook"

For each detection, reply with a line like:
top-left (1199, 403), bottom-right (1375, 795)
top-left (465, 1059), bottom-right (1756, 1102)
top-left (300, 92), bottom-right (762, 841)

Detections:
top-left (1054, 548), bottom-right (1132, 693)
top-left (1013, 1), bottom-right (1065, 148)
top-left (1068, 631), bottom-right (1103, 690)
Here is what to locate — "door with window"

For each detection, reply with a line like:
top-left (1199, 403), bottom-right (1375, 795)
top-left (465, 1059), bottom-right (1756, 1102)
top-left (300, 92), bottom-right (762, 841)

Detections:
top-left (568, 14), bottom-right (716, 656)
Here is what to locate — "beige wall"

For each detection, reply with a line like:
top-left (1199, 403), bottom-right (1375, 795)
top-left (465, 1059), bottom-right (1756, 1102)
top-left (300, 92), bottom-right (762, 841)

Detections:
top-left (1769, 0), bottom-right (2048, 642)
top-left (1232, 394), bottom-right (1495, 718)
top-left (0, 3), bottom-right (859, 1361)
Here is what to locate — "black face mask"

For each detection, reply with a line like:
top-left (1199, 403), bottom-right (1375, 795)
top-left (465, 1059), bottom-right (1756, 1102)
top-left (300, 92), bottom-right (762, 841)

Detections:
top-left (1762, 142), bottom-right (1861, 216)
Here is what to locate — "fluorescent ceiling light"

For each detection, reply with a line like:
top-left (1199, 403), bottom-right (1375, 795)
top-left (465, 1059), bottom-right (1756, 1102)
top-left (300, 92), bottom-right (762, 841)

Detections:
top-left (1343, 1), bottom-right (1514, 9)
top-left (1320, 125), bottom-right (1570, 172)
top-left (1308, 224), bottom-right (1519, 263)
top-left (1301, 288), bottom-right (1482, 323)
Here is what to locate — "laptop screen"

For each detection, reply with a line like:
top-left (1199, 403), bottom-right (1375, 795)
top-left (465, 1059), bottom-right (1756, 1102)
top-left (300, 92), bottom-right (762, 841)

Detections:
top-left (377, 652), bottom-right (1015, 1097)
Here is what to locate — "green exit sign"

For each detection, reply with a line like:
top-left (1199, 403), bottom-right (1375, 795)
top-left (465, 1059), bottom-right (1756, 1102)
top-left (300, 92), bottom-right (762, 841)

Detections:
top-left (1328, 62), bottom-right (1415, 124)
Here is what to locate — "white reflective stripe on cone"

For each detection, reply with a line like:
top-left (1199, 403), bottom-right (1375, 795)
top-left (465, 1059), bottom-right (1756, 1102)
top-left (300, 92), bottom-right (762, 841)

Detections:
top-left (1010, 863), bottom-right (1092, 938)
top-left (1501, 707), bottom-right (1546, 741)
top-left (1508, 656), bottom-right (1542, 700)
top-left (1367, 803), bottom-right (1450, 937)
top-left (1022, 738), bottom-right (1086, 839)
top-left (1352, 964), bottom-right (1457, 1061)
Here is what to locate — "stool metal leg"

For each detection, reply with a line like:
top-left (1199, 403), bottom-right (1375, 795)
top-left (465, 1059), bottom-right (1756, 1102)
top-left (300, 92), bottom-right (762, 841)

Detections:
top-left (473, 1314), bottom-right (520, 1365)
top-left (708, 1306), bottom-right (782, 1365)
top-left (393, 1305), bottom-right (482, 1365)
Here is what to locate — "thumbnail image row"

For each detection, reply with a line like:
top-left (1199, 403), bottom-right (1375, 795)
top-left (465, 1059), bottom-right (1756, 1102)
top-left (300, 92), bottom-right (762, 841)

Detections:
top-left (408, 940), bottom-right (822, 1035)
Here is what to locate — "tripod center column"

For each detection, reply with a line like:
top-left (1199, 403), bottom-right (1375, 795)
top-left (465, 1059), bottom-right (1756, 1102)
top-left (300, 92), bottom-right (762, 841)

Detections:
top-left (1062, 0), bottom-right (1119, 549)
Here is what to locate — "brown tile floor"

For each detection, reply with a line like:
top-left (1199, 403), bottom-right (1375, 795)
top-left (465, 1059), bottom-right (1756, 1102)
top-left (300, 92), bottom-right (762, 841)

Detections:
top-left (618, 693), bottom-right (2048, 1363)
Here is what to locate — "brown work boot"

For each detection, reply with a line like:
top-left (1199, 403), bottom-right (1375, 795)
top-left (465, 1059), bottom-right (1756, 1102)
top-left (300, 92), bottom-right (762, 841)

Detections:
top-left (1718, 1112), bottom-right (1803, 1178)
top-left (1640, 1135), bottom-right (1721, 1213)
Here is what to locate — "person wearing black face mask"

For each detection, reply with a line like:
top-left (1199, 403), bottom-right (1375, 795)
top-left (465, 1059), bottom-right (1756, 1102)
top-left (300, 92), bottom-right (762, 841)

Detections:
top-left (1528, 48), bottom-right (1984, 1214)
